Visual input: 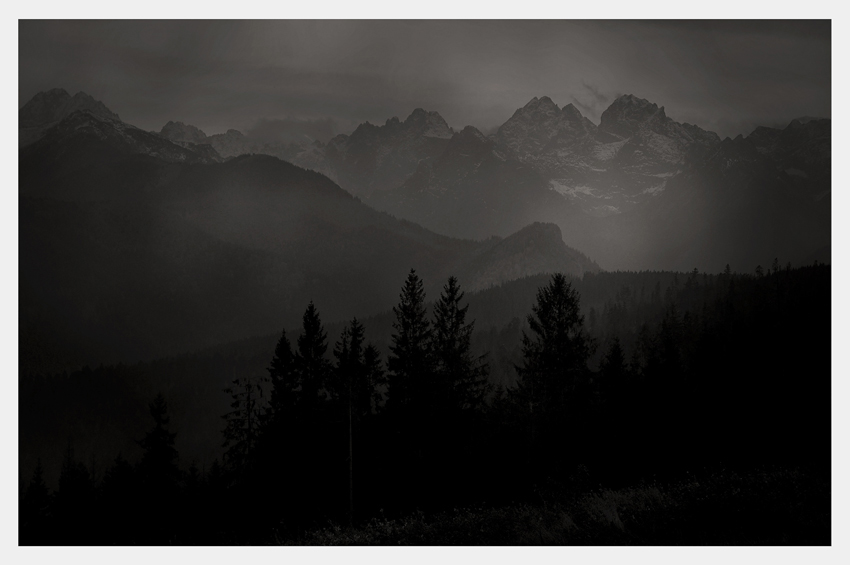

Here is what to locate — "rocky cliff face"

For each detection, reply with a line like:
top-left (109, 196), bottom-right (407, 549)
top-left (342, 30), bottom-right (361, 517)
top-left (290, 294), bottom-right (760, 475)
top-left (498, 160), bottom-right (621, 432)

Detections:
top-left (370, 94), bottom-right (829, 272)
top-left (494, 96), bottom-right (598, 168)
top-left (492, 94), bottom-right (721, 217)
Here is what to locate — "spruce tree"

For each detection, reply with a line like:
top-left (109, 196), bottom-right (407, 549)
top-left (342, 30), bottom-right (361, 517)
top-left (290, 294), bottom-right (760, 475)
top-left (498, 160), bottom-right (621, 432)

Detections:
top-left (222, 375), bottom-right (264, 475)
top-left (54, 442), bottom-right (95, 544)
top-left (138, 393), bottom-right (180, 489)
top-left (332, 318), bottom-right (384, 527)
top-left (363, 344), bottom-right (386, 414)
top-left (332, 318), bottom-right (381, 420)
top-left (517, 273), bottom-right (592, 414)
top-left (266, 328), bottom-right (296, 423)
top-left (431, 276), bottom-right (489, 415)
top-left (515, 273), bottom-right (593, 464)
top-left (294, 301), bottom-right (332, 413)
top-left (387, 269), bottom-right (433, 414)
top-left (136, 393), bottom-right (181, 543)
top-left (100, 454), bottom-right (139, 544)
top-left (599, 337), bottom-right (628, 400)
top-left (20, 459), bottom-right (51, 545)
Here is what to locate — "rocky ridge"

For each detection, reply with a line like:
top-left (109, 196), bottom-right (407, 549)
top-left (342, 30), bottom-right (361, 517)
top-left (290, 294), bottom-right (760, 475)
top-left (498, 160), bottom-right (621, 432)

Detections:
top-left (20, 88), bottom-right (122, 146)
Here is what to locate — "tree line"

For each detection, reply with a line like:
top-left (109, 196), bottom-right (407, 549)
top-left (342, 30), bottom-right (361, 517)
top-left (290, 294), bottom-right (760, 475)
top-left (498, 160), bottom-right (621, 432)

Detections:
top-left (20, 263), bottom-right (831, 544)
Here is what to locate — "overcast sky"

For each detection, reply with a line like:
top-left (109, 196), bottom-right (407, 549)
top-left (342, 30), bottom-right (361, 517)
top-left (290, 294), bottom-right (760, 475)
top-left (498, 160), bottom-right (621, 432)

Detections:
top-left (19, 20), bottom-right (831, 140)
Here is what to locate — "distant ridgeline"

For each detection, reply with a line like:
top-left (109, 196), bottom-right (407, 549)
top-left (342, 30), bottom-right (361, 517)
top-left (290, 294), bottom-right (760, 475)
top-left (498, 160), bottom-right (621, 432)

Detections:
top-left (20, 264), bottom-right (830, 544)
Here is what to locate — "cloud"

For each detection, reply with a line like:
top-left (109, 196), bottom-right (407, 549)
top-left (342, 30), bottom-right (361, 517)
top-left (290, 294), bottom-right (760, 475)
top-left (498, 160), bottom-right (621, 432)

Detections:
top-left (245, 117), bottom-right (341, 144)
top-left (570, 82), bottom-right (614, 122)
top-left (582, 81), bottom-right (609, 105)
top-left (19, 20), bottom-right (830, 140)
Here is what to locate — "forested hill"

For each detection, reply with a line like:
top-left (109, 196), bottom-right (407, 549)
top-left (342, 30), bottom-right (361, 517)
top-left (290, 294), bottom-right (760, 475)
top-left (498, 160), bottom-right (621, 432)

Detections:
top-left (20, 263), bottom-right (829, 506)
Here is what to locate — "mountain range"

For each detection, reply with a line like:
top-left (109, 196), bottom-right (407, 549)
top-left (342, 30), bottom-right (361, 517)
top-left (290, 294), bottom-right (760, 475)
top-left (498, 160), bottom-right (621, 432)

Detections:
top-left (19, 93), bottom-right (598, 373)
top-left (96, 88), bottom-right (828, 272)
top-left (18, 88), bottom-right (829, 371)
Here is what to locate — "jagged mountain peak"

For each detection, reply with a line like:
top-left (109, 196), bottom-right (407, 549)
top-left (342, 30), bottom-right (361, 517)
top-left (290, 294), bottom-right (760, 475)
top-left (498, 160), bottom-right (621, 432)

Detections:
top-left (159, 120), bottom-right (208, 144)
top-left (517, 95), bottom-right (560, 116)
top-left (599, 94), bottom-right (669, 138)
top-left (454, 125), bottom-right (489, 142)
top-left (20, 87), bottom-right (121, 136)
top-left (23, 108), bottom-right (221, 169)
top-left (43, 87), bottom-right (70, 97)
top-left (407, 107), bottom-right (430, 118)
top-left (611, 93), bottom-right (657, 109)
top-left (431, 126), bottom-right (494, 170)
top-left (404, 108), bottom-right (453, 138)
top-left (494, 95), bottom-right (597, 165)
top-left (71, 91), bottom-right (101, 105)
top-left (347, 108), bottom-right (452, 141)
top-left (561, 102), bottom-right (585, 121)
top-left (521, 95), bottom-right (558, 110)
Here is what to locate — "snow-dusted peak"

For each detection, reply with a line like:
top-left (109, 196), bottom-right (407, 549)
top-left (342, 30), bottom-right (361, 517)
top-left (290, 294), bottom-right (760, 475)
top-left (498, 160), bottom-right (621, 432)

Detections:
top-left (494, 95), bottom-right (598, 162)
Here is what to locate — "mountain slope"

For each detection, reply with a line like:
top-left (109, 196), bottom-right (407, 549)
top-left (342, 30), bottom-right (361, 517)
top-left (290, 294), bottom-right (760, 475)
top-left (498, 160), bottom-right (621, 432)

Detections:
top-left (317, 108), bottom-right (454, 197)
top-left (369, 125), bottom-right (588, 240)
top-left (19, 110), bottom-right (598, 373)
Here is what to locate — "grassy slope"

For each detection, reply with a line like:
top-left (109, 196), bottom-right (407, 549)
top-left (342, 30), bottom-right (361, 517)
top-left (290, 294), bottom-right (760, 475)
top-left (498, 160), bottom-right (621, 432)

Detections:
top-left (288, 467), bottom-right (829, 545)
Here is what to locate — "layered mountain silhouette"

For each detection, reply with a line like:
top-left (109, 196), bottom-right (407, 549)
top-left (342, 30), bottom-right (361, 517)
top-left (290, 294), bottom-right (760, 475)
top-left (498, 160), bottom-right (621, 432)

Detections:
top-left (365, 95), bottom-right (828, 271)
top-left (18, 87), bottom-right (830, 369)
top-left (368, 125), bottom-right (576, 240)
top-left (19, 88), bottom-right (121, 146)
top-left (128, 90), bottom-right (829, 273)
top-left (19, 90), bottom-right (598, 372)
top-left (156, 108), bottom-right (455, 198)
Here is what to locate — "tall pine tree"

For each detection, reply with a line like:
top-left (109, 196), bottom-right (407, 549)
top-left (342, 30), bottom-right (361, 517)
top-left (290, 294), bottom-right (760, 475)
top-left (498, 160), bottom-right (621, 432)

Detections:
top-left (517, 273), bottom-right (592, 415)
top-left (515, 273), bottom-right (593, 471)
top-left (332, 318), bottom-right (384, 420)
top-left (266, 328), bottom-right (296, 424)
top-left (332, 318), bottom-right (385, 526)
top-left (222, 375), bottom-right (264, 475)
top-left (294, 301), bottom-right (332, 413)
top-left (387, 269), bottom-right (433, 415)
top-left (431, 276), bottom-right (490, 415)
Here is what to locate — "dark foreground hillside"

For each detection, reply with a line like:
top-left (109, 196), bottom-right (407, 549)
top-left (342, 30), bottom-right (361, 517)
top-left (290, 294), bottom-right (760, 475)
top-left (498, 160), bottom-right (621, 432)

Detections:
top-left (19, 264), bottom-right (830, 545)
top-left (293, 468), bottom-right (829, 545)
